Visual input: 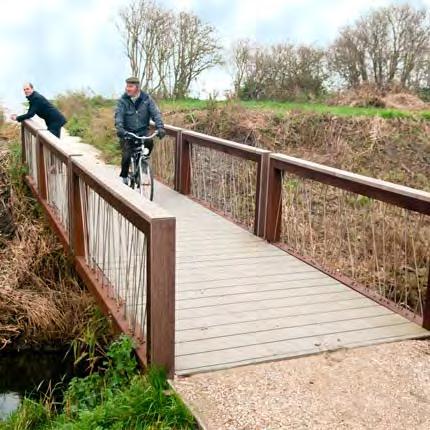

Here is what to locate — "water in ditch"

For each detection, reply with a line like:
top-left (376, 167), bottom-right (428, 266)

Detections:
top-left (0, 349), bottom-right (82, 420)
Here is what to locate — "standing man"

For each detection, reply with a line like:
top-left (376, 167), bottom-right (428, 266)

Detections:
top-left (11, 83), bottom-right (67, 138)
top-left (115, 77), bottom-right (166, 184)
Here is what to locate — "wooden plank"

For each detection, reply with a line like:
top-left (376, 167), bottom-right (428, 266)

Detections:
top-left (176, 270), bottom-right (339, 289)
top-left (176, 283), bottom-right (349, 310)
top-left (176, 248), bottom-right (285, 263)
top-left (176, 290), bottom-right (359, 319)
top-left (177, 276), bottom-right (339, 299)
top-left (177, 320), bottom-right (423, 365)
top-left (175, 322), bottom-right (427, 374)
top-left (176, 242), bottom-right (274, 256)
top-left (177, 254), bottom-right (298, 271)
top-left (176, 297), bottom-right (382, 329)
top-left (176, 305), bottom-right (392, 343)
top-left (176, 262), bottom-right (319, 284)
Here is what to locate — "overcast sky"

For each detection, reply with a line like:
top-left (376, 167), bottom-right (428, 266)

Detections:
top-left (1, 0), bottom-right (429, 113)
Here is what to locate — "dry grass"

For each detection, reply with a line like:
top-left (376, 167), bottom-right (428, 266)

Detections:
top-left (327, 83), bottom-right (429, 111)
top-left (281, 177), bottom-right (429, 316)
top-left (0, 135), bottom-right (95, 350)
top-left (151, 135), bottom-right (176, 188)
top-left (189, 146), bottom-right (257, 231)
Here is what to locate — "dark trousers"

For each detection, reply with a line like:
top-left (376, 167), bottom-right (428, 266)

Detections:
top-left (120, 139), bottom-right (154, 178)
top-left (47, 121), bottom-right (65, 138)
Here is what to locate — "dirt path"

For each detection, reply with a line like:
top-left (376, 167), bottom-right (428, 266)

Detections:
top-left (174, 340), bottom-right (430, 430)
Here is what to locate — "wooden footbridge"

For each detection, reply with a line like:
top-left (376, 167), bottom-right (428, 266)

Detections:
top-left (21, 119), bottom-right (429, 377)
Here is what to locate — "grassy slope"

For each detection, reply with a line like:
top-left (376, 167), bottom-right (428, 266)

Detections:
top-left (159, 99), bottom-right (430, 119)
top-left (54, 93), bottom-right (429, 191)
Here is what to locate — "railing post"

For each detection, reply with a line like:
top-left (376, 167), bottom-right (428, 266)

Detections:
top-left (423, 265), bottom-right (430, 329)
top-left (255, 151), bottom-right (270, 237)
top-left (36, 133), bottom-right (47, 200)
top-left (68, 161), bottom-right (86, 257)
top-left (147, 218), bottom-right (176, 377)
top-left (21, 124), bottom-right (26, 165)
top-left (265, 157), bottom-right (283, 242)
top-left (174, 129), bottom-right (182, 192)
top-left (178, 136), bottom-right (191, 195)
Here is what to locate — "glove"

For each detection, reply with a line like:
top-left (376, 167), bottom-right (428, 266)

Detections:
top-left (117, 129), bottom-right (126, 138)
top-left (157, 128), bottom-right (166, 139)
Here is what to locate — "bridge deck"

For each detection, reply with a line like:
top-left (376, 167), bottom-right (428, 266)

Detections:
top-left (152, 183), bottom-right (428, 375)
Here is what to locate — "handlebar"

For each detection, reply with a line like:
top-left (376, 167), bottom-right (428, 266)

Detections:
top-left (125, 131), bottom-right (158, 140)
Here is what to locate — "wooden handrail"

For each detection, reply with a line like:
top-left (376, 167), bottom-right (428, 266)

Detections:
top-left (270, 153), bottom-right (430, 215)
top-left (182, 129), bottom-right (269, 161)
top-left (21, 120), bottom-right (177, 377)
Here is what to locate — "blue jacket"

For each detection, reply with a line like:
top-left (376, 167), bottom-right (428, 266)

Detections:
top-left (114, 91), bottom-right (164, 137)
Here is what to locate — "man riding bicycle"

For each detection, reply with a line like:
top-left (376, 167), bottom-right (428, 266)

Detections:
top-left (115, 76), bottom-right (166, 184)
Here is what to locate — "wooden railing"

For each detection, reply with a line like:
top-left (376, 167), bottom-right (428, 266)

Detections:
top-left (149, 124), bottom-right (430, 330)
top-left (265, 154), bottom-right (430, 329)
top-left (153, 127), bottom-right (270, 236)
top-left (22, 120), bottom-right (176, 376)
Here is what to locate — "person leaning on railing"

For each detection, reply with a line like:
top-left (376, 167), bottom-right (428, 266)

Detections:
top-left (10, 83), bottom-right (67, 138)
top-left (114, 76), bottom-right (166, 185)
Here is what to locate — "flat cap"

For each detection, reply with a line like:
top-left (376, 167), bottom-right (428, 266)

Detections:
top-left (126, 76), bottom-right (140, 85)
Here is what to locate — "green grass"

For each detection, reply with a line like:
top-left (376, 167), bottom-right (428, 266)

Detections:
top-left (0, 336), bottom-right (195, 430)
top-left (239, 100), bottom-right (418, 118)
top-left (159, 98), bottom-right (209, 111)
top-left (160, 98), bottom-right (430, 119)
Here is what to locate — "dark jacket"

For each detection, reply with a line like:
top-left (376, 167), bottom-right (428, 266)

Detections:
top-left (114, 91), bottom-right (164, 137)
top-left (16, 91), bottom-right (67, 126)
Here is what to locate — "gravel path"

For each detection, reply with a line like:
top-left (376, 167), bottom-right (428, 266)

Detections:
top-left (174, 340), bottom-right (430, 430)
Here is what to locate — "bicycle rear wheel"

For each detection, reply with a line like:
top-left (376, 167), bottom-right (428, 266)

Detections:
top-left (138, 159), bottom-right (154, 200)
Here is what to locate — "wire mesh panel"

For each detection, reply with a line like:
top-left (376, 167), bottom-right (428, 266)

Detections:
top-left (43, 146), bottom-right (69, 233)
top-left (190, 145), bottom-right (257, 231)
top-left (79, 179), bottom-right (148, 337)
top-left (280, 173), bottom-right (430, 318)
top-left (23, 128), bottom-right (38, 188)
top-left (151, 135), bottom-right (176, 188)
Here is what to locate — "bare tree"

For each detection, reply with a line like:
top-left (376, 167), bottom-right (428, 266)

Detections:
top-left (231, 39), bottom-right (252, 96)
top-left (170, 12), bottom-right (223, 99)
top-left (118, 1), bottom-right (222, 98)
top-left (329, 4), bottom-right (430, 90)
top-left (234, 42), bottom-right (327, 101)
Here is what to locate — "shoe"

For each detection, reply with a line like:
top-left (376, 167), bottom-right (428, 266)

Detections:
top-left (121, 177), bottom-right (128, 185)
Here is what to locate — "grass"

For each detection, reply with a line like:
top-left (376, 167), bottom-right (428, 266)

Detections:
top-left (238, 100), bottom-right (424, 118)
top-left (158, 98), bottom-right (430, 119)
top-left (0, 336), bottom-right (196, 430)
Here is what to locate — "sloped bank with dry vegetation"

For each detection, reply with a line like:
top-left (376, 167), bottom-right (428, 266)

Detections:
top-left (0, 116), bottom-right (96, 351)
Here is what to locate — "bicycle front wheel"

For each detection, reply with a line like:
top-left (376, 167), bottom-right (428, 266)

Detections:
top-left (138, 159), bottom-right (154, 201)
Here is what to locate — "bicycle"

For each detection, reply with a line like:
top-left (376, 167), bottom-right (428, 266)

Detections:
top-left (124, 131), bottom-right (158, 201)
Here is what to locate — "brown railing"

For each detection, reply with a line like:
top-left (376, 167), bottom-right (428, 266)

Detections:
top-left (265, 153), bottom-right (430, 329)
top-left (21, 120), bottom-right (176, 376)
top-left (178, 130), bottom-right (270, 236)
top-left (151, 126), bottom-right (270, 235)
top-left (146, 122), bottom-right (429, 330)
